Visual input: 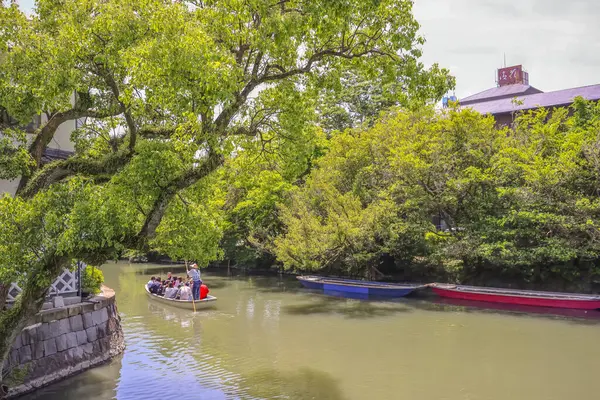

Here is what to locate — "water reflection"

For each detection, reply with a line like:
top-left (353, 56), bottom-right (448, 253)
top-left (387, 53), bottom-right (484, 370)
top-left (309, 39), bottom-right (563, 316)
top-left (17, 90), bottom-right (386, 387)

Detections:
top-left (22, 262), bottom-right (600, 400)
top-left (283, 296), bottom-right (413, 319)
top-left (241, 367), bottom-right (346, 400)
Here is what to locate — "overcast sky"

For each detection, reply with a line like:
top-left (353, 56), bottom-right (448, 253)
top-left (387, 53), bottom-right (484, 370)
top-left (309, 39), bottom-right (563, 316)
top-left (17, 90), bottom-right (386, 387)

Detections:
top-left (17, 0), bottom-right (600, 99)
top-left (413, 0), bottom-right (600, 98)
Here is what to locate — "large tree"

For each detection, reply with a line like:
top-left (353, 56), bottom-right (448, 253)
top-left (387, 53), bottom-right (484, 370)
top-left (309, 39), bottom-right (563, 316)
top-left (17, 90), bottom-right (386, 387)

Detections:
top-left (0, 0), bottom-right (451, 390)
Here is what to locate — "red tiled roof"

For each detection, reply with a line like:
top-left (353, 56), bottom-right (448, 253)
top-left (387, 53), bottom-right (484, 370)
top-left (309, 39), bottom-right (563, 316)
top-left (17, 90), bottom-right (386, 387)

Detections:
top-left (461, 84), bottom-right (600, 115)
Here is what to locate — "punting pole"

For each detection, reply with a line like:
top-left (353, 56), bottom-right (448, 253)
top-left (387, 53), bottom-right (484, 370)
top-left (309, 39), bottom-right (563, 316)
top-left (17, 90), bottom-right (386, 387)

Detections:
top-left (185, 260), bottom-right (197, 312)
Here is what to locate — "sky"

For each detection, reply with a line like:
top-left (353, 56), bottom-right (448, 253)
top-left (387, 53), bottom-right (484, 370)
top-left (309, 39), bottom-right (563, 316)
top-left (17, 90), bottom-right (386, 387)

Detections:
top-left (413, 0), bottom-right (600, 98)
top-left (16, 0), bottom-right (600, 99)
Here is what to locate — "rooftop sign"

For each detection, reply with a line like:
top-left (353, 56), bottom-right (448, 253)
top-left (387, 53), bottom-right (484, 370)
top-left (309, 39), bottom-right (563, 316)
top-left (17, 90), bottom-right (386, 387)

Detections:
top-left (497, 65), bottom-right (529, 86)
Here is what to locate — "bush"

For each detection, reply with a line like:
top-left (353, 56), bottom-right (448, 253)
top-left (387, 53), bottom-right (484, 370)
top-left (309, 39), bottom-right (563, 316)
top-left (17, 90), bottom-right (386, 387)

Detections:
top-left (81, 265), bottom-right (104, 294)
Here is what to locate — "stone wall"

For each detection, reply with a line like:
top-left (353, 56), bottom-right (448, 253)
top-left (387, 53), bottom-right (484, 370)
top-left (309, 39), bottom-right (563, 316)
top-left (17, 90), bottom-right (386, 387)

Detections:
top-left (3, 286), bottom-right (124, 398)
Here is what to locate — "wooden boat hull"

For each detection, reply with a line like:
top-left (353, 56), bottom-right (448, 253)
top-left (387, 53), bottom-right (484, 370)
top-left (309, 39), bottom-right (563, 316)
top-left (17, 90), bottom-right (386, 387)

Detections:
top-left (145, 286), bottom-right (216, 310)
top-left (431, 285), bottom-right (600, 310)
top-left (297, 276), bottom-right (423, 298)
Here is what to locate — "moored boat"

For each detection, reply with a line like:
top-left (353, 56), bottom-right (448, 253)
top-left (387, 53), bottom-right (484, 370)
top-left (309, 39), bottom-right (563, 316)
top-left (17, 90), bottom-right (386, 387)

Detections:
top-left (144, 285), bottom-right (217, 310)
top-left (430, 283), bottom-right (600, 310)
top-left (296, 276), bottom-right (424, 298)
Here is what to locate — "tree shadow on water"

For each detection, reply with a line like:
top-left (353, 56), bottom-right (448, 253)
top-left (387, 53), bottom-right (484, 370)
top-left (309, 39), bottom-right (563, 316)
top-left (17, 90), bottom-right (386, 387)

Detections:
top-left (239, 367), bottom-right (347, 400)
top-left (283, 296), bottom-right (412, 319)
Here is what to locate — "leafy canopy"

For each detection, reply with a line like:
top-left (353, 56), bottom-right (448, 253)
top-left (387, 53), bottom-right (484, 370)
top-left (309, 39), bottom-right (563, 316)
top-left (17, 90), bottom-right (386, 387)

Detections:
top-left (275, 100), bottom-right (600, 284)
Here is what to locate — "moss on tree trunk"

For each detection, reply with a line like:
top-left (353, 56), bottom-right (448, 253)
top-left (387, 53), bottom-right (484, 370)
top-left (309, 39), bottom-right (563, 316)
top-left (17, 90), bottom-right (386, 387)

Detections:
top-left (0, 284), bottom-right (8, 312)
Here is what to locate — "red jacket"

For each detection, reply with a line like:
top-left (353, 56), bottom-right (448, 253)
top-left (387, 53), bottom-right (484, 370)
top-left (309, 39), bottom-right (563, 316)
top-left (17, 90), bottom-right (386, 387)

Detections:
top-left (200, 284), bottom-right (209, 300)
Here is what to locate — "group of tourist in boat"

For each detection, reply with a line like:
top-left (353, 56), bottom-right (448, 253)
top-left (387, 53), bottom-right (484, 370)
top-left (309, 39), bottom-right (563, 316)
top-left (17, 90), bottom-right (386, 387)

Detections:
top-left (147, 263), bottom-right (209, 301)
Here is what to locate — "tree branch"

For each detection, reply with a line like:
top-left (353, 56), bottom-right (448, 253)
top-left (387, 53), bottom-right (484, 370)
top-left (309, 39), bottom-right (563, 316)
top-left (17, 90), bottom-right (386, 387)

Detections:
top-left (132, 150), bottom-right (225, 248)
top-left (19, 149), bottom-right (132, 199)
top-left (15, 107), bottom-right (122, 196)
top-left (101, 71), bottom-right (137, 151)
top-left (138, 126), bottom-right (176, 139)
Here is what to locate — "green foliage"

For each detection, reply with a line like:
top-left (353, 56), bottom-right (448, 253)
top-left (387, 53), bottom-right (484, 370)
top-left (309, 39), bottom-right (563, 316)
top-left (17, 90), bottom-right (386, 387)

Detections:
top-left (274, 101), bottom-right (600, 284)
top-left (317, 64), bottom-right (454, 132)
top-left (0, 128), bottom-right (35, 180)
top-left (81, 265), bottom-right (104, 294)
top-left (152, 177), bottom-right (226, 265)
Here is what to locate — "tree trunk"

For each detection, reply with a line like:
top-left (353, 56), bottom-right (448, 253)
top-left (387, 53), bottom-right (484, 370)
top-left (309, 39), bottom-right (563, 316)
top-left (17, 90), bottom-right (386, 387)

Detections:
top-left (0, 256), bottom-right (67, 396)
top-left (0, 283), bottom-right (8, 312)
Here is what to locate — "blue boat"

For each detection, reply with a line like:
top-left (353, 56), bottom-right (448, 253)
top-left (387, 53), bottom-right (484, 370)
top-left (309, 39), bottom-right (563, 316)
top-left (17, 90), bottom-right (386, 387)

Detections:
top-left (296, 276), bottom-right (424, 298)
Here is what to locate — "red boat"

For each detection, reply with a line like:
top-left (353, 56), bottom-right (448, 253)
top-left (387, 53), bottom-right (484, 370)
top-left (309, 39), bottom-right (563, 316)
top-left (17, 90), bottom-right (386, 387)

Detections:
top-left (430, 284), bottom-right (600, 310)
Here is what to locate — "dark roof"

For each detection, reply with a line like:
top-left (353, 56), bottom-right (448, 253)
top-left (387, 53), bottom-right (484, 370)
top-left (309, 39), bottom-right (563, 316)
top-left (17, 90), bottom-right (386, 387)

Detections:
top-left (42, 148), bottom-right (73, 163)
top-left (460, 84), bottom-right (543, 105)
top-left (462, 84), bottom-right (600, 115)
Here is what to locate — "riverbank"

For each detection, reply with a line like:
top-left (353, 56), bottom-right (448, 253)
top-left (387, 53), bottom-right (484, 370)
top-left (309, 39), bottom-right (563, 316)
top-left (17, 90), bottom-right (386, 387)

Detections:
top-left (2, 286), bottom-right (124, 399)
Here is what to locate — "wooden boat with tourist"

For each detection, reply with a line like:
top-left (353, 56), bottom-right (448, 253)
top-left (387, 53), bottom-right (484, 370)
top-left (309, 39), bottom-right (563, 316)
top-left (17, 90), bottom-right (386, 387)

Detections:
top-left (296, 276), bottom-right (425, 298)
top-left (144, 285), bottom-right (217, 310)
top-left (430, 283), bottom-right (600, 310)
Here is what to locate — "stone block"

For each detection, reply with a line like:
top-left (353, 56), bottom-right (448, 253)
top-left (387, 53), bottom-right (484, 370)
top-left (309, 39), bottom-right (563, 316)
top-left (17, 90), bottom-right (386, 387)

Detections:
top-left (96, 336), bottom-right (108, 353)
top-left (31, 352), bottom-right (60, 379)
top-left (58, 318), bottom-right (71, 336)
top-left (68, 304), bottom-right (82, 317)
top-left (37, 322), bottom-right (52, 341)
top-left (44, 338), bottom-right (57, 356)
top-left (65, 332), bottom-right (78, 349)
top-left (21, 323), bottom-right (41, 345)
top-left (82, 312), bottom-right (94, 329)
top-left (9, 349), bottom-right (19, 367)
top-left (54, 308), bottom-right (69, 320)
top-left (48, 319), bottom-right (60, 337)
top-left (81, 342), bottom-right (94, 355)
top-left (86, 326), bottom-right (97, 342)
top-left (92, 340), bottom-right (102, 354)
top-left (96, 323), bottom-right (106, 339)
top-left (12, 333), bottom-right (23, 350)
top-left (41, 308), bottom-right (68, 323)
top-left (67, 346), bottom-right (84, 363)
top-left (33, 341), bottom-right (44, 360)
top-left (64, 296), bottom-right (82, 306)
top-left (81, 302), bottom-right (95, 313)
top-left (76, 330), bottom-right (88, 345)
top-left (27, 313), bottom-right (42, 325)
top-left (93, 301), bottom-right (103, 311)
top-left (48, 319), bottom-right (70, 339)
top-left (53, 296), bottom-right (65, 308)
top-left (19, 345), bottom-right (32, 364)
top-left (92, 308), bottom-right (109, 326)
top-left (55, 334), bottom-right (68, 352)
top-left (69, 314), bottom-right (84, 331)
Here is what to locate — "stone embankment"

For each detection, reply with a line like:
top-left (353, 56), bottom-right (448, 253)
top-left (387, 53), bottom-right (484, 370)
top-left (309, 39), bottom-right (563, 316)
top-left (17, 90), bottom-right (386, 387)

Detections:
top-left (3, 286), bottom-right (124, 398)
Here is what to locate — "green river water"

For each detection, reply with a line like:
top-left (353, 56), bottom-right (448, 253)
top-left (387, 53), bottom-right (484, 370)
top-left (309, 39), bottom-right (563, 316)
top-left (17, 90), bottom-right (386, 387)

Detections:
top-left (21, 262), bottom-right (600, 400)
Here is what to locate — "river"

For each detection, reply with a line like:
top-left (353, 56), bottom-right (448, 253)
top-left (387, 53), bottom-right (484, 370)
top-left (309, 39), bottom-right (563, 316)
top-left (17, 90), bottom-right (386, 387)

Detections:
top-left (21, 262), bottom-right (600, 400)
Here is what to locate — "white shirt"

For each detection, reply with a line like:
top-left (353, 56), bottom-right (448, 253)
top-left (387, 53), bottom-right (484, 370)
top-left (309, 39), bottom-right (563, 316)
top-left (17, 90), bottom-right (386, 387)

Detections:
top-left (187, 268), bottom-right (201, 281)
top-left (179, 286), bottom-right (192, 300)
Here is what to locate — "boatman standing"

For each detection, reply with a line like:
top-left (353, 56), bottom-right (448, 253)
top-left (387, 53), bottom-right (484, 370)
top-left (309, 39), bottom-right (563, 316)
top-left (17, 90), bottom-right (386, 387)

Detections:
top-left (188, 263), bottom-right (202, 300)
